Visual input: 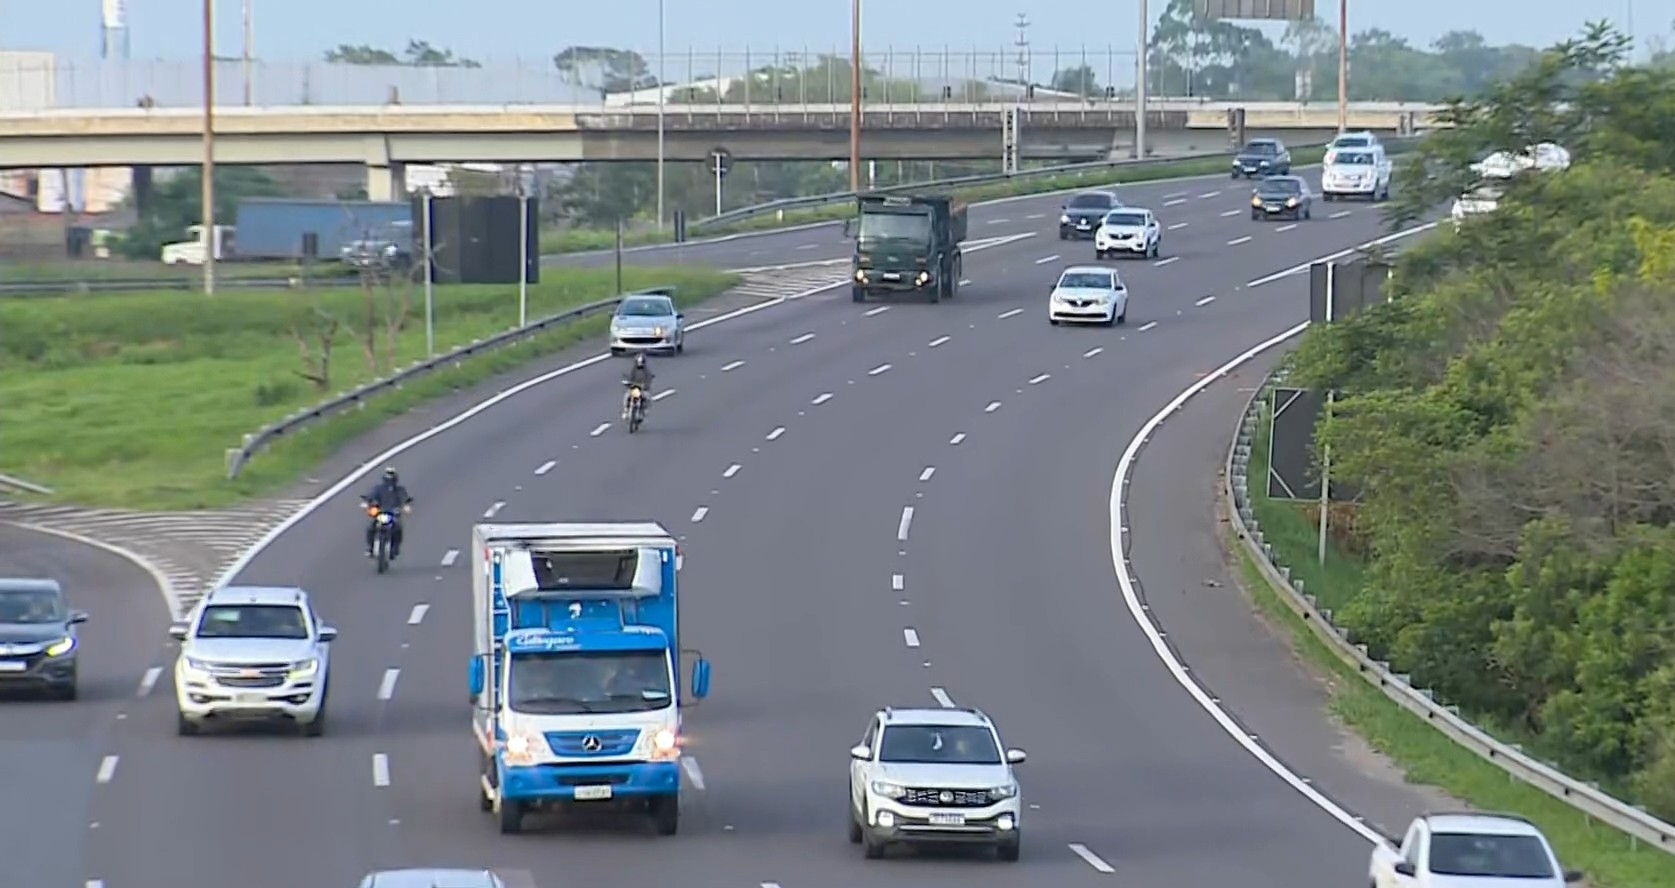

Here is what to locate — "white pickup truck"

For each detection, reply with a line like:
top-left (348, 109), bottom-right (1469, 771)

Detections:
top-left (1369, 812), bottom-right (1582, 888)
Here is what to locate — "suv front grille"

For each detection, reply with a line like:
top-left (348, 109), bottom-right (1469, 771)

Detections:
top-left (900, 787), bottom-right (992, 807)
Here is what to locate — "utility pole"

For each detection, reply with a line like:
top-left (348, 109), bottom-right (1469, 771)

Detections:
top-left (242, 0), bottom-right (254, 105)
top-left (1337, 0), bottom-right (1349, 132)
top-left (849, 0), bottom-right (862, 192)
top-left (1013, 13), bottom-right (1030, 88)
top-left (655, 0), bottom-right (666, 228)
top-left (200, 0), bottom-right (217, 295)
top-left (1136, 0), bottom-right (1148, 159)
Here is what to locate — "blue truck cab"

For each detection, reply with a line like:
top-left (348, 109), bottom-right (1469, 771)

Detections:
top-left (468, 522), bottom-right (710, 835)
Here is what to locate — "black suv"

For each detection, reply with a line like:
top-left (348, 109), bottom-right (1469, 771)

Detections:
top-left (1232, 139), bottom-right (1291, 179)
top-left (1058, 190), bottom-right (1122, 240)
top-left (0, 578), bottom-right (87, 700)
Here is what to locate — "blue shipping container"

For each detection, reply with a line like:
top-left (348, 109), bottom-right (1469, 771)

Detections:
top-left (234, 199), bottom-right (412, 260)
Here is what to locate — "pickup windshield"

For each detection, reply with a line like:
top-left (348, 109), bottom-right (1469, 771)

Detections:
top-left (1332, 152), bottom-right (1374, 166)
top-left (196, 604), bottom-right (309, 639)
top-left (1428, 833), bottom-right (1555, 878)
top-left (879, 725), bottom-right (1002, 764)
top-left (507, 649), bottom-right (673, 714)
top-left (857, 212), bottom-right (931, 243)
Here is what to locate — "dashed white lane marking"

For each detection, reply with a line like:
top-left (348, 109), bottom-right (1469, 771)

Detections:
top-left (1195, 295), bottom-right (1216, 307)
top-left (590, 423), bottom-right (610, 437)
top-left (997, 308), bottom-right (1023, 319)
top-left (796, 243), bottom-right (817, 250)
top-left (723, 464), bottom-right (741, 478)
top-left (1198, 190), bottom-right (1220, 198)
top-left (86, 881), bottom-right (104, 888)
top-left (483, 501), bottom-right (505, 519)
top-left (441, 549), bottom-right (459, 567)
top-left (1167, 222), bottom-right (1189, 230)
top-left (1025, 213), bottom-right (1045, 220)
top-left (790, 332), bottom-right (815, 344)
top-left (653, 389), bottom-right (675, 401)
top-left (137, 666), bottom-right (161, 697)
top-left (864, 305), bottom-right (890, 316)
top-left (1227, 236), bottom-right (1252, 246)
top-left (378, 668), bottom-right (400, 701)
top-left (534, 460), bottom-right (556, 475)
top-left (988, 218), bottom-right (1010, 224)
top-left (1330, 210), bottom-right (1352, 219)
top-left (1275, 223), bottom-right (1298, 232)
top-left (985, 401), bottom-right (1002, 413)
top-left (930, 687), bottom-right (956, 708)
top-left (950, 433), bottom-right (967, 445)
top-left (1220, 210), bottom-right (1241, 218)
top-left (897, 507), bottom-right (915, 541)
top-left (1164, 190), bottom-right (1188, 198)
top-left (812, 392), bottom-right (833, 405)
top-left (1083, 346), bottom-right (1103, 358)
top-left (721, 360), bottom-right (745, 372)
top-left (868, 363), bottom-right (892, 376)
top-left (1069, 843), bottom-right (1116, 873)
top-left (959, 278), bottom-right (972, 286)
top-left (681, 757), bottom-right (706, 790)
top-left (407, 604), bottom-right (429, 625)
top-left (903, 628), bottom-right (921, 648)
top-left (1138, 321), bottom-right (1159, 332)
top-left (761, 883), bottom-right (781, 888)
top-left (766, 426), bottom-right (786, 441)
top-left (95, 755), bottom-right (118, 784)
top-left (1028, 373), bottom-right (1051, 385)
top-left (373, 753), bottom-right (391, 787)
top-left (1153, 256), bottom-right (1180, 267)
top-left (1163, 198), bottom-right (1187, 206)
top-left (929, 335), bottom-right (951, 347)
top-left (919, 467), bottom-right (936, 482)
top-left (892, 573), bottom-right (905, 591)
top-left (691, 507), bottom-right (709, 523)
top-left (1034, 255), bottom-right (1059, 265)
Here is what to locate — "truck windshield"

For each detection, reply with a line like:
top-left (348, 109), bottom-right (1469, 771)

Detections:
top-left (857, 212), bottom-right (931, 243)
top-left (507, 649), bottom-right (673, 714)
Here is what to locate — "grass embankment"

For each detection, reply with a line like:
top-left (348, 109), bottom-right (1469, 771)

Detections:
top-left (0, 259), bottom-right (358, 283)
top-left (540, 147), bottom-right (1330, 255)
top-left (0, 268), bottom-right (738, 510)
top-left (1240, 400), bottom-right (1675, 888)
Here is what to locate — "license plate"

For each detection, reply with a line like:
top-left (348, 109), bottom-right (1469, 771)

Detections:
top-left (881, 272), bottom-right (900, 281)
top-left (573, 784), bottom-right (613, 801)
top-left (928, 812), bottom-right (966, 825)
top-left (233, 692), bottom-right (268, 704)
top-left (0, 661), bottom-right (25, 672)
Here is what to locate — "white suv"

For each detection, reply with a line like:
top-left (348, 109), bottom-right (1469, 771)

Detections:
top-left (848, 707), bottom-right (1025, 861)
top-left (170, 585), bottom-right (336, 736)
top-left (1370, 811), bottom-right (1583, 888)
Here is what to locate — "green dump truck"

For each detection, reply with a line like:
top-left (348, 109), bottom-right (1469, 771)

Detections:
top-left (844, 194), bottom-right (968, 303)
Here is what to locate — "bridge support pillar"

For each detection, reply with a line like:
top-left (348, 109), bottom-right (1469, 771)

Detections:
top-left (365, 162), bottom-right (407, 201)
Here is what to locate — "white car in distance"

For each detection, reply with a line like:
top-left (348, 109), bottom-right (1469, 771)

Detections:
top-left (1093, 208), bottom-right (1161, 259)
top-left (1324, 129), bottom-right (1382, 165)
top-left (848, 706), bottom-right (1025, 861)
top-left (1451, 183), bottom-right (1505, 228)
top-left (171, 584), bottom-right (336, 737)
top-left (1047, 266), bottom-right (1128, 327)
top-left (1370, 812), bottom-right (1582, 888)
top-left (1322, 149), bottom-right (1392, 201)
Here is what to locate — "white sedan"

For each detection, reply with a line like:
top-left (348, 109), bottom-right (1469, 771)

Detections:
top-left (1047, 266), bottom-right (1128, 327)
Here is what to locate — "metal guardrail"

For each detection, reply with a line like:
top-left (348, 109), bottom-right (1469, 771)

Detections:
top-left (1224, 367), bottom-right (1675, 856)
top-left (0, 473), bottom-right (53, 496)
top-left (224, 293), bottom-right (642, 478)
top-left (0, 276), bottom-right (329, 296)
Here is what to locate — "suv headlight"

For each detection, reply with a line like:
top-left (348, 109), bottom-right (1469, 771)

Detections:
top-left (869, 780), bottom-right (907, 799)
top-left (288, 658), bottom-right (319, 678)
top-left (44, 636), bottom-right (75, 657)
top-left (988, 783), bottom-right (1019, 800)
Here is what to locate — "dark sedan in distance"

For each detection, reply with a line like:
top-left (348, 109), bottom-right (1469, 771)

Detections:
top-left (1058, 190), bottom-right (1122, 240)
top-left (1231, 138), bottom-right (1292, 179)
top-left (0, 578), bottom-right (86, 700)
top-left (1250, 175), bottom-right (1314, 221)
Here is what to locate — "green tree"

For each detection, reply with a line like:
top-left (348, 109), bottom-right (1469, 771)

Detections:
top-left (324, 40), bottom-right (480, 67)
top-left (553, 47), bottom-right (655, 96)
top-left (119, 167), bottom-right (283, 259)
top-left (1050, 65), bottom-right (1100, 96)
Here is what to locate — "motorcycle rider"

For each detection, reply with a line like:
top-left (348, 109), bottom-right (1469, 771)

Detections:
top-left (622, 353), bottom-right (655, 420)
top-left (361, 466), bottom-right (413, 560)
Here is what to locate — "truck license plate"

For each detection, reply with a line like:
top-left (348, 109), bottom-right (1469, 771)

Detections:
top-left (233, 692), bottom-right (268, 704)
top-left (0, 661), bottom-right (25, 672)
top-left (573, 785), bottom-right (613, 801)
top-left (929, 812), bottom-right (966, 825)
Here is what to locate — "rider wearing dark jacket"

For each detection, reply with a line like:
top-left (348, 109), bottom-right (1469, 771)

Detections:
top-left (362, 467), bottom-right (413, 559)
top-left (623, 354), bottom-right (655, 418)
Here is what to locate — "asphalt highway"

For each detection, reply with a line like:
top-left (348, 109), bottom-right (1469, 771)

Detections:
top-left (58, 173), bottom-right (1448, 888)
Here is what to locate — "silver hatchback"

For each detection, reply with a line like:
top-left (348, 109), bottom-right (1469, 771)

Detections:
top-left (609, 293), bottom-right (685, 356)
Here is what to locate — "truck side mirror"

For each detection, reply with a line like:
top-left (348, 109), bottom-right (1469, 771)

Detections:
top-left (691, 658), bottom-right (711, 699)
top-left (469, 655), bottom-right (485, 697)
top-left (842, 219), bottom-right (857, 239)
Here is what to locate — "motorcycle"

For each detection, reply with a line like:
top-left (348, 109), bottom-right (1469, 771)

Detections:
top-left (624, 382), bottom-right (647, 433)
top-left (367, 505), bottom-right (397, 573)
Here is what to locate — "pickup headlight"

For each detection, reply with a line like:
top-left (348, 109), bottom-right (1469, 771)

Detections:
top-left (181, 656), bottom-right (211, 676)
top-left (44, 636), bottom-right (75, 657)
top-left (988, 783), bottom-right (1019, 800)
top-left (869, 780), bottom-right (907, 799)
top-left (288, 658), bottom-right (319, 679)
top-left (503, 731), bottom-right (544, 766)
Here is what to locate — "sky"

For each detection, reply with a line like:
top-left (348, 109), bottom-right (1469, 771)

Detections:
top-left (0, 0), bottom-right (1659, 64)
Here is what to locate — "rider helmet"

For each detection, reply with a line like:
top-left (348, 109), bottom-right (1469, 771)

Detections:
top-left (383, 466), bottom-right (398, 483)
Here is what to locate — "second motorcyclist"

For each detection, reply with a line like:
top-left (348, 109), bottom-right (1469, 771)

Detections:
top-left (362, 466), bottom-right (413, 560)
top-left (622, 353), bottom-right (655, 419)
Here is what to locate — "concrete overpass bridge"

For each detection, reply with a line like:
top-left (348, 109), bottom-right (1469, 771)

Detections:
top-left (0, 100), bottom-right (1444, 200)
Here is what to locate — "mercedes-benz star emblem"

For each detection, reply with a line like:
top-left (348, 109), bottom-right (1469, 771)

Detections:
top-left (581, 735), bottom-right (603, 752)
top-left (938, 791), bottom-right (954, 804)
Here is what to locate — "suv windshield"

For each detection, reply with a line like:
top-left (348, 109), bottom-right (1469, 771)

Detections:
top-left (1058, 272), bottom-right (1115, 289)
top-left (0, 587), bottom-right (65, 624)
top-left (617, 298), bottom-right (672, 317)
top-left (1428, 833), bottom-right (1555, 878)
top-left (507, 649), bottom-right (672, 714)
top-left (857, 212), bottom-right (931, 242)
top-left (196, 604), bottom-right (309, 639)
top-left (1103, 211), bottom-right (1147, 227)
top-left (879, 725), bottom-right (1002, 764)
top-left (1068, 193), bottom-right (1114, 209)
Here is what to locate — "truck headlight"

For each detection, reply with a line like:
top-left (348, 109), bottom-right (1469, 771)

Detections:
top-left (503, 732), bottom-right (543, 766)
top-left (988, 783), bottom-right (1018, 800)
top-left (1059, 214), bottom-right (1070, 223)
top-left (854, 269), bottom-right (868, 283)
top-left (915, 271), bottom-right (930, 286)
top-left (1251, 196), bottom-right (1262, 207)
top-left (869, 780), bottom-right (907, 799)
top-left (288, 658), bottom-right (319, 678)
top-left (648, 727), bottom-right (680, 760)
top-left (44, 636), bottom-right (75, 657)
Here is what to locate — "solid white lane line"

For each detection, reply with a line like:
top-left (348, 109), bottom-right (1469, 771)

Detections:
top-left (483, 501), bottom-right (504, 519)
top-left (590, 422), bottom-right (610, 436)
top-left (1195, 296), bottom-right (1216, 307)
top-left (534, 459), bottom-right (556, 475)
top-left (997, 308), bottom-right (1023, 320)
top-left (137, 666), bottom-right (161, 697)
top-left (930, 687), bottom-right (956, 708)
top-left (950, 433), bottom-right (967, 445)
top-left (812, 392), bottom-right (834, 405)
top-left (1028, 373), bottom-right (1050, 385)
top-left (653, 389), bottom-right (675, 401)
top-left (373, 753), bottom-right (391, 787)
top-left (1138, 321), bottom-right (1159, 332)
top-left (721, 360), bottom-right (745, 372)
top-left (892, 573), bottom-right (905, 591)
top-left (791, 332), bottom-right (815, 344)
top-left (1330, 210), bottom-right (1352, 219)
top-left (1244, 222), bottom-right (1439, 288)
top-left (441, 549), bottom-right (458, 567)
top-left (1153, 256), bottom-right (1180, 267)
top-left (1069, 843), bottom-right (1116, 873)
top-left (407, 604), bottom-right (429, 625)
top-left (897, 507), bottom-right (915, 541)
top-left (766, 426), bottom-right (785, 440)
top-left (378, 668), bottom-right (400, 701)
top-left (1034, 255), bottom-right (1059, 265)
top-left (1167, 222), bottom-right (1189, 230)
top-left (96, 755), bottom-right (118, 784)
top-left (691, 507), bottom-right (709, 523)
top-left (1227, 235), bottom-right (1252, 245)
top-left (919, 467), bottom-right (936, 482)
top-left (1219, 209), bottom-right (1241, 217)
top-left (868, 363), bottom-right (892, 376)
top-left (929, 335), bottom-right (951, 347)
top-left (682, 757), bottom-right (707, 790)
top-left (864, 305), bottom-right (890, 316)
top-left (1275, 223), bottom-right (1297, 232)
top-left (985, 401), bottom-right (1002, 412)
top-left (1083, 347), bottom-right (1103, 358)
top-left (723, 464), bottom-right (741, 478)
top-left (1163, 198), bottom-right (1187, 206)
top-left (903, 628), bottom-right (921, 648)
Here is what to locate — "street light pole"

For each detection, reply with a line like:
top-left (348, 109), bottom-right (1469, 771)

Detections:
top-left (1337, 0), bottom-right (1348, 133)
top-left (201, 0), bottom-right (217, 295)
top-left (655, 0), bottom-right (666, 229)
top-left (241, 0), bottom-right (253, 105)
top-left (1135, 0), bottom-right (1148, 160)
top-left (849, 0), bottom-right (862, 193)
